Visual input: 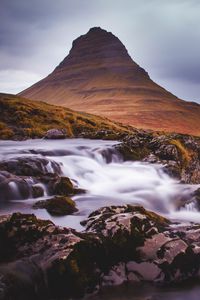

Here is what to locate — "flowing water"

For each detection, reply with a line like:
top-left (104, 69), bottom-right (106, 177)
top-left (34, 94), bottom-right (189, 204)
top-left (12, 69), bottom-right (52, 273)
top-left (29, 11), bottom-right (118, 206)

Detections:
top-left (0, 138), bottom-right (199, 230)
top-left (0, 138), bottom-right (200, 300)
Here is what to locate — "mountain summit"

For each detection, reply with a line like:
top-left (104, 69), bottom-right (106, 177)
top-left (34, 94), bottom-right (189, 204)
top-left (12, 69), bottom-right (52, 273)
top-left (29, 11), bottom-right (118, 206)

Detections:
top-left (20, 27), bottom-right (200, 135)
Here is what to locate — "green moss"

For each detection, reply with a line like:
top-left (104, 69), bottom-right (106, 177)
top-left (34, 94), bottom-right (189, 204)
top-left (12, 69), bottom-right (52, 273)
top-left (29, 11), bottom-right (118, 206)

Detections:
top-left (170, 139), bottom-right (191, 167)
top-left (54, 177), bottom-right (75, 196)
top-left (119, 145), bottom-right (150, 161)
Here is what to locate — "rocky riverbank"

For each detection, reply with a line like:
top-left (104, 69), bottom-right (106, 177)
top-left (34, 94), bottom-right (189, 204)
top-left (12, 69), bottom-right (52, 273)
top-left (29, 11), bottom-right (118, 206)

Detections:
top-left (116, 131), bottom-right (200, 184)
top-left (1, 120), bottom-right (200, 299)
top-left (1, 206), bottom-right (200, 299)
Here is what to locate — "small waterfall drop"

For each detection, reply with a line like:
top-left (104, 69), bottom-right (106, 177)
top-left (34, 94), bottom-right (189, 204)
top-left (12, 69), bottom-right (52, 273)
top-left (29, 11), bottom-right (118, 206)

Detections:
top-left (0, 138), bottom-right (199, 230)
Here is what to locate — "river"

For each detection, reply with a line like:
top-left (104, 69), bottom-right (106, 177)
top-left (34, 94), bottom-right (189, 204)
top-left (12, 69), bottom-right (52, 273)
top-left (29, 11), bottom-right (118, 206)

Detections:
top-left (0, 138), bottom-right (199, 229)
top-left (0, 138), bottom-right (200, 299)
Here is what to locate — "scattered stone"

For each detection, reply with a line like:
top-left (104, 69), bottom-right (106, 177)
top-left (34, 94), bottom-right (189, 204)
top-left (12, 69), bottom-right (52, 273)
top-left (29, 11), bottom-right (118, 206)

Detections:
top-left (44, 128), bottom-right (67, 139)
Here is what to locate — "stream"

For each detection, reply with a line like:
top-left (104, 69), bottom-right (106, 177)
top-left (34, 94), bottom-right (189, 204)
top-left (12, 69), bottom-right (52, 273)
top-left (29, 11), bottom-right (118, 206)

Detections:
top-left (0, 138), bottom-right (199, 230)
top-left (0, 138), bottom-right (200, 300)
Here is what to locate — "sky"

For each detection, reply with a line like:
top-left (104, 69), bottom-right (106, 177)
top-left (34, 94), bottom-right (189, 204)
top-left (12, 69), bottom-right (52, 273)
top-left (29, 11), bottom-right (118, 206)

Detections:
top-left (0, 0), bottom-right (200, 103)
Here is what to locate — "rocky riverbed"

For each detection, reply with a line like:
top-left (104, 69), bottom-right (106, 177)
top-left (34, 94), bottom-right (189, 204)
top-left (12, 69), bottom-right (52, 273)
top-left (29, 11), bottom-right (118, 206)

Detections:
top-left (1, 206), bottom-right (200, 299)
top-left (0, 134), bottom-right (200, 299)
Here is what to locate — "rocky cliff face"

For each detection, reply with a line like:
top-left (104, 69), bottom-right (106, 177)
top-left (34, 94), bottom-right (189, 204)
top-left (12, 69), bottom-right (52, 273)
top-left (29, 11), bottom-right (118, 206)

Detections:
top-left (20, 27), bottom-right (200, 136)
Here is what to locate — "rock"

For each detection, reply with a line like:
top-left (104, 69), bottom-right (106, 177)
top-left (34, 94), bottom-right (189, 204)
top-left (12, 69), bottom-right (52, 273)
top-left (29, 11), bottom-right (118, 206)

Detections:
top-left (33, 196), bottom-right (78, 216)
top-left (52, 176), bottom-right (84, 196)
top-left (0, 156), bottom-right (61, 177)
top-left (82, 205), bottom-right (200, 284)
top-left (32, 184), bottom-right (44, 198)
top-left (0, 171), bottom-right (31, 201)
top-left (53, 176), bottom-right (74, 195)
top-left (193, 188), bottom-right (200, 210)
top-left (2, 206), bottom-right (200, 299)
top-left (116, 132), bottom-right (200, 184)
top-left (44, 128), bottom-right (67, 139)
top-left (0, 213), bottom-right (102, 299)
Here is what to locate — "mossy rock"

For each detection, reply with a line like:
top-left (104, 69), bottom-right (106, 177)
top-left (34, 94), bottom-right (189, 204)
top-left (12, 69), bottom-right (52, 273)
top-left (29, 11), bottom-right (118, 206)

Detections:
top-left (33, 196), bottom-right (78, 216)
top-left (54, 177), bottom-right (77, 196)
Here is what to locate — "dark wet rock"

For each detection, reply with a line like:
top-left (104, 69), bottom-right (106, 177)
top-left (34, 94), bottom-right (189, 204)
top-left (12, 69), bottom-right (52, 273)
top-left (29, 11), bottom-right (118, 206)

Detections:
top-left (32, 184), bottom-right (44, 198)
top-left (117, 132), bottom-right (200, 183)
top-left (53, 176), bottom-right (75, 195)
top-left (0, 171), bottom-right (31, 201)
top-left (33, 196), bottom-right (78, 216)
top-left (0, 213), bottom-right (102, 299)
top-left (82, 205), bottom-right (200, 286)
top-left (37, 174), bottom-right (85, 197)
top-left (193, 188), bottom-right (200, 210)
top-left (44, 128), bottom-right (67, 139)
top-left (0, 156), bottom-right (61, 177)
top-left (51, 176), bottom-right (84, 196)
top-left (0, 171), bottom-right (47, 201)
top-left (2, 206), bottom-right (200, 299)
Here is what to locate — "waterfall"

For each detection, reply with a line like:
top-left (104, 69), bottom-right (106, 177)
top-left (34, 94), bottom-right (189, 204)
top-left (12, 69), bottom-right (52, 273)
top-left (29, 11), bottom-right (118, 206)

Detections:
top-left (0, 138), bottom-right (199, 230)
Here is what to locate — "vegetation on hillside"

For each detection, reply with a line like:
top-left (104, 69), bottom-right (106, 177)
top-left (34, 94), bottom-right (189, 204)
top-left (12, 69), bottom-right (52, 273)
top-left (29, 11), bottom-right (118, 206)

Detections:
top-left (0, 93), bottom-right (130, 140)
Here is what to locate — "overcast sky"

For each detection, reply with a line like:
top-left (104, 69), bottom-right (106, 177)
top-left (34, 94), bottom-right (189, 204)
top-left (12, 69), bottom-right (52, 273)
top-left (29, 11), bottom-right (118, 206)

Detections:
top-left (0, 0), bottom-right (200, 103)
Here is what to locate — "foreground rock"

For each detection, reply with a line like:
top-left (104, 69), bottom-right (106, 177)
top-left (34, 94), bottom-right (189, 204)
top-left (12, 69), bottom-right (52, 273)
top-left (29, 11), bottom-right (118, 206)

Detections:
top-left (117, 132), bottom-right (200, 183)
top-left (33, 196), bottom-right (78, 216)
top-left (0, 213), bottom-right (102, 300)
top-left (1, 205), bottom-right (200, 299)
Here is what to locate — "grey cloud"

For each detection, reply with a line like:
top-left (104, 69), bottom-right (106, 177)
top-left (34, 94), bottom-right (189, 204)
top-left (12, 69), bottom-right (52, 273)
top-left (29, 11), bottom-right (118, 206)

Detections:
top-left (0, 0), bottom-right (200, 102)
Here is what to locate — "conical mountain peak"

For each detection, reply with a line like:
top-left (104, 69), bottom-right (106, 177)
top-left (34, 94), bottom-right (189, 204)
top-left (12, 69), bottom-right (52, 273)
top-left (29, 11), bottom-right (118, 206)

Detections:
top-left (20, 27), bottom-right (200, 136)
top-left (57, 26), bottom-right (140, 72)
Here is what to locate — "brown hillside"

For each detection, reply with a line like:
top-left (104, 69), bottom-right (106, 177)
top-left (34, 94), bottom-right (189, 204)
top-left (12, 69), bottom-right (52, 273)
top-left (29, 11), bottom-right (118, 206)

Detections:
top-left (0, 93), bottom-right (129, 140)
top-left (20, 27), bottom-right (200, 136)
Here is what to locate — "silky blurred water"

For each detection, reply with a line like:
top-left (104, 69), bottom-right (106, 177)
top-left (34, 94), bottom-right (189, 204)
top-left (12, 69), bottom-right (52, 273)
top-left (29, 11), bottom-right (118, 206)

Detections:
top-left (0, 138), bottom-right (199, 231)
top-left (1, 138), bottom-right (200, 299)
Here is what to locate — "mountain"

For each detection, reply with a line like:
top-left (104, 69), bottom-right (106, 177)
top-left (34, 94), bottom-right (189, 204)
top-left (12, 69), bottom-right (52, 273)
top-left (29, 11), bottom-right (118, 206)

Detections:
top-left (0, 93), bottom-right (129, 140)
top-left (19, 27), bottom-right (200, 136)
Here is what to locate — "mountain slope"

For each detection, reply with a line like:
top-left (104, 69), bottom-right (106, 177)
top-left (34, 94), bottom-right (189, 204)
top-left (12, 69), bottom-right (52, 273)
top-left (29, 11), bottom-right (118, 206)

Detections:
top-left (0, 93), bottom-right (130, 140)
top-left (20, 27), bottom-right (200, 136)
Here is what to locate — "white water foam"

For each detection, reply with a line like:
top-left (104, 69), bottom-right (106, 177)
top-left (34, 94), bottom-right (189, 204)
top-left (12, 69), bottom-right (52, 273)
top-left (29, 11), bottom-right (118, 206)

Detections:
top-left (0, 138), bottom-right (199, 230)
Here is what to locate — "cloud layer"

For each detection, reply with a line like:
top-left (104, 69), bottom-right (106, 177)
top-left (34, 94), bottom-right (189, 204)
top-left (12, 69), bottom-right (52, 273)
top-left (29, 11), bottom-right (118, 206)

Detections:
top-left (0, 0), bottom-right (200, 102)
